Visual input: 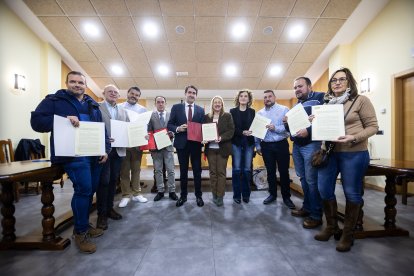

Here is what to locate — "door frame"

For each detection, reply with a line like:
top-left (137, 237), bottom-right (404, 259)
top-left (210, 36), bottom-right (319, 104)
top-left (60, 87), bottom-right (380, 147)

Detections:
top-left (392, 68), bottom-right (414, 159)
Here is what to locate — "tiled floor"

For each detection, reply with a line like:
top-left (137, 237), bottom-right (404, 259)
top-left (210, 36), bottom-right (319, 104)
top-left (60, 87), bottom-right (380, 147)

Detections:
top-left (0, 168), bottom-right (413, 276)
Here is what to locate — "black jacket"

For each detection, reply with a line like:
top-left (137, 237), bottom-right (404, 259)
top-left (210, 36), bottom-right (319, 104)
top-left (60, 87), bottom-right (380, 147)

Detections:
top-left (14, 139), bottom-right (45, 161)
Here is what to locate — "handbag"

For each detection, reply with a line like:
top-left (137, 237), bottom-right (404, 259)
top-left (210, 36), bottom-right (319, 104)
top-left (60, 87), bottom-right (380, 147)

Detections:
top-left (311, 95), bottom-right (360, 168)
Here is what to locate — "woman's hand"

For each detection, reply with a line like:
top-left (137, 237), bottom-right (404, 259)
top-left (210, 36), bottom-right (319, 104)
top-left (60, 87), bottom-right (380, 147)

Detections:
top-left (242, 130), bottom-right (252, 136)
top-left (335, 135), bottom-right (355, 144)
top-left (215, 136), bottom-right (222, 143)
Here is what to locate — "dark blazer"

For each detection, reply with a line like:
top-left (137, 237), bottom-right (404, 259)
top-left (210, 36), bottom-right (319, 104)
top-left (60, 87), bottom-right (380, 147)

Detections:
top-left (203, 112), bottom-right (235, 157)
top-left (148, 111), bottom-right (174, 152)
top-left (167, 102), bottom-right (204, 149)
top-left (229, 107), bottom-right (255, 146)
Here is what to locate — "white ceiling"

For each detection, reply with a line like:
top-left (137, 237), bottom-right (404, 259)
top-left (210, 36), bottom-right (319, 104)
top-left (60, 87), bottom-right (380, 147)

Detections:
top-left (5, 0), bottom-right (389, 99)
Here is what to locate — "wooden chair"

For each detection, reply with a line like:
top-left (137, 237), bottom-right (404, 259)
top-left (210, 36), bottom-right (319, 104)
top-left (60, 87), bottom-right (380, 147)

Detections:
top-left (0, 139), bottom-right (19, 201)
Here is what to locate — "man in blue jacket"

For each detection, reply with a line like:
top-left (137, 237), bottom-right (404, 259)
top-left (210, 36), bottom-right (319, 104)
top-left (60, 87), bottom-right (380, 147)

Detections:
top-left (167, 85), bottom-right (205, 207)
top-left (285, 77), bottom-right (325, 229)
top-left (31, 71), bottom-right (110, 254)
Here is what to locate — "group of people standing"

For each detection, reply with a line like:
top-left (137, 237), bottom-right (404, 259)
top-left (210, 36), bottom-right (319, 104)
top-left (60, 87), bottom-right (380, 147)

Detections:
top-left (30, 67), bottom-right (378, 254)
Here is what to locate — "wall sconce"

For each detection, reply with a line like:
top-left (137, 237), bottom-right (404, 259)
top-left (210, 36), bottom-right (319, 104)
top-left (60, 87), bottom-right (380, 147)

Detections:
top-left (14, 74), bottom-right (26, 91)
top-left (360, 78), bottom-right (370, 94)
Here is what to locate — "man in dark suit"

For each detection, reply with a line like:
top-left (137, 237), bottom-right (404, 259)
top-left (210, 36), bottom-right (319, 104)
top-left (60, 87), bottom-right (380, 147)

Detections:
top-left (167, 85), bottom-right (205, 207)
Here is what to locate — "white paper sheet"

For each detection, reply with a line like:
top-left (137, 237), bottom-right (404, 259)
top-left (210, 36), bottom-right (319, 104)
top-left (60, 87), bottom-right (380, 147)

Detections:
top-left (286, 103), bottom-right (311, 135)
top-left (128, 123), bottom-right (148, 147)
top-left (202, 123), bottom-right (218, 142)
top-left (312, 105), bottom-right (345, 141)
top-left (153, 129), bottom-right (172, 150)
top-left (110, 119), bottom-right (129, 147)
top-left (125, 110), bottom-right (152, 124)
top-left (53, 115), bottom-right (76, 156)
top-left (249, 114), bottom-right (271, 140)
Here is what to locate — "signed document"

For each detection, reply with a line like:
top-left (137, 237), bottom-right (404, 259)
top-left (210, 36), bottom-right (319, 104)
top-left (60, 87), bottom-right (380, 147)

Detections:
top-left (128, 123), bottom-right (148, 147)
top-left (153, 129), bottom-right (171, 150)
top-left (202, 123), bottom-right (218, 142)
top-left (54, 115), bottom-right (105, 156)
top-left (249, 114), bottom-right (271, 139)
top-left (286, 103), bottom-right (311, 136)
top-left (312, 105), bottom-right (345, 141)
top-left (110, 120), bottom-right (129, 147)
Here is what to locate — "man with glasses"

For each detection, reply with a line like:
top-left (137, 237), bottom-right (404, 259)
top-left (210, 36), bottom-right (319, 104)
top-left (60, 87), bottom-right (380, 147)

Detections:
top-left (97, 84), bottom-right (129, 230)
top-left (168, 85), bottom-right (205, 207)
top-left (286, 77), bottom-right (325, 229)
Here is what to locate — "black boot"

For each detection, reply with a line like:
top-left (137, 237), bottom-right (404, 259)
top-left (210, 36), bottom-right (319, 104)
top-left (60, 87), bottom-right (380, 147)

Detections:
top-left (336, 201), bottom-right (361, 252)
top-left (314, 200), bottom-right (342, 241)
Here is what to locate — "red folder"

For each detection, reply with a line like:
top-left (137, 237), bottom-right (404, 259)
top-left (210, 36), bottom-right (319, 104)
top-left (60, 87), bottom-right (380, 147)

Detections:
top-left (187, 121), bottom-right (202, 142)
top-left (139, 131), bottom-right (156, 151)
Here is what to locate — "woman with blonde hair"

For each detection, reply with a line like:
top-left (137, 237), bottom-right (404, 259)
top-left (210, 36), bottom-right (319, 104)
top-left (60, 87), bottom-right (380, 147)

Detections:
top-left (229, 90), bottom-right (255, 204)
top-left (203, 96), bottom-right (235, 206)
top-left (314, 68), bottom-right (378, 252)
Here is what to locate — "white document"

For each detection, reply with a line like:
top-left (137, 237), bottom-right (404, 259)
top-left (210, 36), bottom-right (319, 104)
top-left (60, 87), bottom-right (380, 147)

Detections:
top-left (202, 123), bottom-right (218, 142)
top-left (249, 114), bottom-right (271, 139)
top-left (125, 110), bottom-right (152, 124)
top-left (53, 115), bottom-right (105, 156)
top-left (128, 123), bottom-right (148, 147)
top-left (286, 103), bottom-right (311, 136)
top-left (110, 120), bottom-right (129, 147)
top-left (312, 105), bottom-right (345, 141)
top-left (153, 129), bottom-right (172, 150)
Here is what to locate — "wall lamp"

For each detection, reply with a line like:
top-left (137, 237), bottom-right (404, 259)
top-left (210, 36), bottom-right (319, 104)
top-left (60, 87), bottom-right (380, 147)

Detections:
top-left (14, 74), bottom-right (26, 91)
top-left (360, 78), bottom-right (370, 94)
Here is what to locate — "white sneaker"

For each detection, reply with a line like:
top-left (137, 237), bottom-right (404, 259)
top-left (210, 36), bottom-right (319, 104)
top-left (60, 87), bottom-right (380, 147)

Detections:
top-left (118, 197), bottom-right (130, 208)
top-left (132, 195), bottom-right (148, 203)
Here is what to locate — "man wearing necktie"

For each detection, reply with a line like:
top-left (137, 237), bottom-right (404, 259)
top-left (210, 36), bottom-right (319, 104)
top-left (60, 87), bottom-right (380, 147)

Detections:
top-left (97, 84), bottom-right (129, 230)
top-left (148, 96), bottom-right (178, 201)
top-left (168, 85), bottom-right (205, 207)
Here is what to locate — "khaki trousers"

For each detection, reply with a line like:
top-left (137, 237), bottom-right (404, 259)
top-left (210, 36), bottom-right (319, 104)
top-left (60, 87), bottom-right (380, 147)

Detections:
top-left (120, 147), bottom-right (143, 197)
top-left (207, 149), bottom-right (229, 197)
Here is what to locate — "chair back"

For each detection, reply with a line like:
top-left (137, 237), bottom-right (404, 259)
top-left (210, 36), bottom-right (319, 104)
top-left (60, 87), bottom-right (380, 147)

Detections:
top-left (0, 139), bottom-right (14, 163)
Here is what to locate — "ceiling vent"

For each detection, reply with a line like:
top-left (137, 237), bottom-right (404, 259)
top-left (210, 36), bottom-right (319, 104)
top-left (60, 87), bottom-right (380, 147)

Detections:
top-left (175, 25), bottom-right (185, 34)
top-left (176, 71), bottom-right (189, 76)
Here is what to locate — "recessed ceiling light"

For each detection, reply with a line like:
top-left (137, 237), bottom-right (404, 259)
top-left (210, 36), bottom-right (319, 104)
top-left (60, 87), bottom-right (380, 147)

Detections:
top-left (83, 22), bottom-right (100, 37)
top-left (175, 25), bottom-right (185, 34)
top-left (231, 22), bottom-right (247, 39)
top-left (224, 64), bottom-right (238, 77)
top-left (143, 21), bottom-right (159, 39)
top-left (269, 65), bottom-right (282, 76)
top-left (263, 26), bottom-right (273, 35)
top-left (289, 24), bottom-right (304, 39)
top-left (158, 64), bottom-right (170, 76)
top-left (111, 65), bottom-right (123, 75)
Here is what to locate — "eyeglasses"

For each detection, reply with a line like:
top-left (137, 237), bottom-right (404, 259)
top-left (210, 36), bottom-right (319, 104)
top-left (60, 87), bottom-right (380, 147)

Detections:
top-left (330, 77), bottom-right (348, 84)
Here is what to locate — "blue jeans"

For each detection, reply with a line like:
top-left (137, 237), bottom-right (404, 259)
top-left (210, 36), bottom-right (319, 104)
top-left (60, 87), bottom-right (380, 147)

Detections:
top-left (232, 143), bottom-right (254, 199)
top-left (318, 151), bottom-right (370, 204)
top-left (293, 142), bottom-right (322, 220)
top-left (97, 150), bottom-right (124, 216)
top-left (63, 158), bottom-right (102, 233)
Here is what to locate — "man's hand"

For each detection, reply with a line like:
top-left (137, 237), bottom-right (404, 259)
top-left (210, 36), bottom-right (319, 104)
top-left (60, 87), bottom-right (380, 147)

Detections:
top-left (308, 115), bottom-right (315, 123)
top-left (145, 134), bottom-right (149, 140)
top-left (266, 124), bottom-right (275, 131)
top-left (109, 137), bottom-right (115, 143)
top-left (99, 153), bottom-right (108, 164)
top-left (295, 129), bottom-right (309, 138)
top-left (178, 124), bottom-right (187, 132)
top-left (67, 116), bottom-right (80, 127)
top-left (282, 116), bottom-right (288, 124)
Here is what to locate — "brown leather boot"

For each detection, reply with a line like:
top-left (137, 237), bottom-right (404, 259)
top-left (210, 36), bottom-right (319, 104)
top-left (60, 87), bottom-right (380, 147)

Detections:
top-left (96, 216), bottom-right (108, 230)
top-left (73, 232), bottom-right (96, 254)
top-left (336, 201), bottom-right (361, 252)
top-left (314, 200), bottom-right (342, 241)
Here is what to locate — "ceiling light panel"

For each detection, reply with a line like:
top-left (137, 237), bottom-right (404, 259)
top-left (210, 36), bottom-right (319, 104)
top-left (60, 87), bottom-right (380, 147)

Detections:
top-left (224, 64), bottom-right (238, 77)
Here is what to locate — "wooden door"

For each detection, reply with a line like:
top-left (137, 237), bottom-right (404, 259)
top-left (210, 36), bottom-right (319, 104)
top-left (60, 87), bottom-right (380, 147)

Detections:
top-left (402, 76), bottom-right (414, 161)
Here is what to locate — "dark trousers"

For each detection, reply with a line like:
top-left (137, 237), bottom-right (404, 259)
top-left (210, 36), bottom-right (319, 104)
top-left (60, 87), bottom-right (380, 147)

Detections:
top-left (97, 150), bottom-right (124, 216)
top-left (261, 139), bottom-right (291, 199)
top-left (176, 141), bottom-right (202, 198)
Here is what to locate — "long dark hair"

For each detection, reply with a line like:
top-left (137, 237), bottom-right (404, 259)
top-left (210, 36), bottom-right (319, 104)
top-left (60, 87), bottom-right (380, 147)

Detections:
top-left (327, 67), bottom-right (358, 99)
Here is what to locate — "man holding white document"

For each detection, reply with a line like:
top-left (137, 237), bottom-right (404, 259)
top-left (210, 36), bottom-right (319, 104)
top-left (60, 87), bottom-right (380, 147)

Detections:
top-left (97, 84), bottom-right (129, 230)
top-left (284, 77), bottom-right (325, 229)
top-left (148, 96), bottom-right (178, 202)
top-left (255, 90), bottom-right (295, 209)
top-left (31, 71), bottom-right (110, 254)
top-left (118, 86), bottom-right (148, 208)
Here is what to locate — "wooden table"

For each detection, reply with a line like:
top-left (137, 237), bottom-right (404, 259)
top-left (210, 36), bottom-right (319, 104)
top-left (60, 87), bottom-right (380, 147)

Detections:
top-left (350, 159), bottom-right (413, 239)
top-left (0, 161), bottom-right (69, 250)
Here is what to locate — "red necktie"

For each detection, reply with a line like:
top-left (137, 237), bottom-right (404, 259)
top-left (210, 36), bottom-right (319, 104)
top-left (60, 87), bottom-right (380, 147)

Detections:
top-left (188, 105), bottom-right (192, 121)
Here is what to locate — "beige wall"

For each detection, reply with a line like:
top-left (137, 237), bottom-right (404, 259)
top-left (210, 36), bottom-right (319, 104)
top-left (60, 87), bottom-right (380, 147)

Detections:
top-left (0, 1), bottom-right (61, 153)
